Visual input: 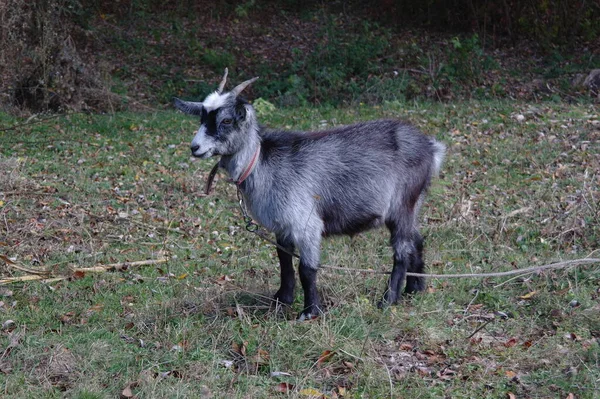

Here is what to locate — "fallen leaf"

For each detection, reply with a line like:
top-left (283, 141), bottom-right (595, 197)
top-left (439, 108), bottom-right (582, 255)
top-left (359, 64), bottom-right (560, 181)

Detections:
top-left (504, 338), bottom-right (518, 348)
top-left (59, 312), bottom-right (75, 324)
top-left (317, 350), bottom-right (334, 365)
top-left (215, 275), bottom-right (233, 285)
top-left (232, 341), bottom-right (248, 357)
top-left (399, 343), bottom-right (413, 351)
top-left (274, 382), bottom-right (294, 393)
top-left (519, 291), bottom-right (537, 300)
top-left (342, 360), bottom-right (354, 369)
top-left (72, 270), bottom-right (85, 279)
top-left (567, 332), bottom-right (581, 341)
top-left (0, 255), bottom-right (15, 265)
top-left (299, 387), bottom-right (324, 397)
top-left (252, 348), bottom-right (270, 365)
top-left (120, 386), bottom-right (133, 399)
top-left (468, 303), bottom-right (484, 311)
top-left (505, 370), bottom-right (517, 378)
top-left (120, 382), bottom-right (138, 399)
top-left (507, 393), bottom-right (516, 399)
top-left (87, 304), bottom-right (103, 312)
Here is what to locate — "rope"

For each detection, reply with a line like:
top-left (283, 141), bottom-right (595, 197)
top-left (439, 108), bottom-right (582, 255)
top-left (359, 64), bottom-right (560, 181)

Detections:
top-left (236, 198), bottom-right (599, 279)
top-left (226, 176), bottom-right (600, 280)
top-left (321, 258), bottom-right (600, 278)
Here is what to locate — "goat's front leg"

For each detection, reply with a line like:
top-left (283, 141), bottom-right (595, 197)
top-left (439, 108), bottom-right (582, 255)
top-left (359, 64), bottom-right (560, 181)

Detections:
top-left (273, 235), bottom-right (296, 306)
top-left (296, 234), bottom-right (323, 320)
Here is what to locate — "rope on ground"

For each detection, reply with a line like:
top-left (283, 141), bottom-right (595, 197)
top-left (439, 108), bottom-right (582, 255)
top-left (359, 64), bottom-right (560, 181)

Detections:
top-left (243, 206), bottom-right (599, 279)
top-left (321, 258), bottom-right (600, 278)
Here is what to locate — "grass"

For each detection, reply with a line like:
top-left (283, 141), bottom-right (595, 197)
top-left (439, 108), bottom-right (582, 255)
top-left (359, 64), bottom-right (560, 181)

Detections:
top-left (0, 100), bottom-right (599, 398)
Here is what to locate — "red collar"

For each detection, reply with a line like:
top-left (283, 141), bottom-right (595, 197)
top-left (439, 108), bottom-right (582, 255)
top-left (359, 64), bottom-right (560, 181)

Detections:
top-left (236, 146), bottom-right (260, 186)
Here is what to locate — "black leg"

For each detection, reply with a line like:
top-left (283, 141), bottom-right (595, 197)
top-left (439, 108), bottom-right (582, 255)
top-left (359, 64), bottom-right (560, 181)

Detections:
top-left (405, 232), bottom-right (426, 294)
top-left (298, 261), bottom-right (321, 320)
top-left (273, 235), bottom-right (295, 305)
top-left (379, 219), bottom-right (412, 307)
top-left (380, 251), bottom-right (408, 307)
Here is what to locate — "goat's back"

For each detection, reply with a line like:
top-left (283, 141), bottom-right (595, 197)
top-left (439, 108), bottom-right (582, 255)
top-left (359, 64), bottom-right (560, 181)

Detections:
top-left (250, 120), bottom-right (442, 236)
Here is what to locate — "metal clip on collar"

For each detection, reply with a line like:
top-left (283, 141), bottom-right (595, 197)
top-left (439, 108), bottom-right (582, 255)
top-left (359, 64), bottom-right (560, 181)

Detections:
top-left (237, 187), bottom-right (258, 232)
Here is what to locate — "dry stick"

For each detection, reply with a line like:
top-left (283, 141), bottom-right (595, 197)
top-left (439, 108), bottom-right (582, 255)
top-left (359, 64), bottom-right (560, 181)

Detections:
top-left (1, 261), bottom-right (50, 276)
top-left (467, 318), bottom-right (495, 339)
top-left (128, 219), bottom-right (190, 237)
top-left (0, 275), bottom-right (54, 284)
top-left (71, 258), bottom-right (168, 273)
top-left (321, 258), bottom-right (600, 278)
top-left (0, 258), bottom-right (168, 285)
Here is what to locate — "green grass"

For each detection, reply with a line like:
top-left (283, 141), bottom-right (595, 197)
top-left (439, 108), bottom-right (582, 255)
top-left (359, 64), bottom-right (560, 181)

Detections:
top-left (0, 100), bottom-right (599, 398)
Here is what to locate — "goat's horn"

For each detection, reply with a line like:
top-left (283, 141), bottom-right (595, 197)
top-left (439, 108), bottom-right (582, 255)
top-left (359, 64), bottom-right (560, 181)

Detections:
top-left (217, 68), bottom-right (228, 94)
top-left (231, 77), bottom-right (259, 97)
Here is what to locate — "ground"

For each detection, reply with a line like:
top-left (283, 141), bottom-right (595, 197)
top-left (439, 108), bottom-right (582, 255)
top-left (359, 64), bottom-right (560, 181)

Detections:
top-left (0, 100), bottom-right (599, 397)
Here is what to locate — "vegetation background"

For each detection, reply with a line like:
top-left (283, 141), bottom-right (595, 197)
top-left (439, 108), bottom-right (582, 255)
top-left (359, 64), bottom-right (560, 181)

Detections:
top-left (1, 0), bottom-right (599, 112)
top-left (0, 1), bottom-right (599, 398)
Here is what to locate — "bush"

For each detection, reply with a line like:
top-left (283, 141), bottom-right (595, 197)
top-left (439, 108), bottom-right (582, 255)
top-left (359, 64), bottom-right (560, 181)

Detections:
top-left (0, 0), bottom-right (119, 113)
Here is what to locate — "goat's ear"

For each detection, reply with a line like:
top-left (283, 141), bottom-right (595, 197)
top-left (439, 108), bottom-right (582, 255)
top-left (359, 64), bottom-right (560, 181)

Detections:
top-left (235, 99), bottom-right (247, 120)
top-left (173, 97), bottom-right (203, 116)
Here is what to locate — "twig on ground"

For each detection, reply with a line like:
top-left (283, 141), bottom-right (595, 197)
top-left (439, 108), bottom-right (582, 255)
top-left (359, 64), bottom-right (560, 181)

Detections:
top-left (0, 256), bottom-right (50, 276)
top-left (0, 258), bottom-right (168, 285)
top-left (0, 275), bottom-right (54, 284)
top-left (128, 219), bottom-right (190, 237)
top-left (467, 317), bottom-right (495, 339)
top-left (73, 258), bottom-right (168, 273)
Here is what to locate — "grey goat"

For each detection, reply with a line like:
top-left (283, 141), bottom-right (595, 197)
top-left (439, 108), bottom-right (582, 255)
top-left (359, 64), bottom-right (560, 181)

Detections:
top-left (174, 70), bottom-right (445, 320)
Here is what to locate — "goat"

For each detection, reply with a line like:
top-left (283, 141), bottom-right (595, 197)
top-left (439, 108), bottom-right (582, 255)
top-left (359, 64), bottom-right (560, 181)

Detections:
top-left (174, 69), bottom-right (445, 320)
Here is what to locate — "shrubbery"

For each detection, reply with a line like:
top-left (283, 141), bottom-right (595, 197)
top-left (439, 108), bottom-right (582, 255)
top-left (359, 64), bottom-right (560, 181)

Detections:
top-left (1, 0), bottom-right (598, 112)
top-left (0, 0), bottom-right (118, 113)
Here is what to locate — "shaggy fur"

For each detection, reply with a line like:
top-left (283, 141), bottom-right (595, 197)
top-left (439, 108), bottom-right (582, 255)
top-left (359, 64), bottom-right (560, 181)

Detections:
top-left (175, 76), bottom-right (445, 320)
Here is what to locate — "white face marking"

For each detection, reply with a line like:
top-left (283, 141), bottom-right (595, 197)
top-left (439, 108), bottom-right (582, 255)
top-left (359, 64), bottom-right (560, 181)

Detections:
top-left (202, 92), bottom-right (230, 112)
top-left (191, 125), bottom-right (217, 158)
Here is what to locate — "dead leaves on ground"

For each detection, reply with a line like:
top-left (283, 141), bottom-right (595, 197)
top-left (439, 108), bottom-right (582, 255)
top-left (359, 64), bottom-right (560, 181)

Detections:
top-left (222, 343), bottom-right (355, 397)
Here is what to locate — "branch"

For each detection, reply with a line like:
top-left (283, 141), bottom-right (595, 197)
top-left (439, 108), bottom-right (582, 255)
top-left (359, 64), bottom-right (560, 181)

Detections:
top-left (0, 257), bottom-right (168, 285)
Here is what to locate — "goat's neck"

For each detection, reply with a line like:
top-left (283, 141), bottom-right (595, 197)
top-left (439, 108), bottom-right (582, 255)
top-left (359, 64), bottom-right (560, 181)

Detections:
top-left (220, 133), bottom-right (261, 184)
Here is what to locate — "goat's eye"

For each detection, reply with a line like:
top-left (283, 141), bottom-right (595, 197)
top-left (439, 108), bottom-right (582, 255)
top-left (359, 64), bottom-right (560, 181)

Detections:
top-left (222, 118), bottom-right (233, 125)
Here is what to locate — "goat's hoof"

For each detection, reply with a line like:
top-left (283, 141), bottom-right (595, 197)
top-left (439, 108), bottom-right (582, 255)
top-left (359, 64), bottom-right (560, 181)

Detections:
top-left (378, 291), bottom-right (401, 309)
top-left (297, 305), bottom-right (323, 321)
top-left (404, 276), bottom-right (426, 294)
top-left (273, 290), bottom-right (294, 306)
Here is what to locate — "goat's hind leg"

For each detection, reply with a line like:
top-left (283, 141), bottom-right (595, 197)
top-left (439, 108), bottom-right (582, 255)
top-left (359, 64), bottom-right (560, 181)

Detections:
top-left (379, 219), bottom-right (414, 307)
top-left (273, 234), bottom-right (296, 306)
top-left (404, 231), bottom-right (426, 294)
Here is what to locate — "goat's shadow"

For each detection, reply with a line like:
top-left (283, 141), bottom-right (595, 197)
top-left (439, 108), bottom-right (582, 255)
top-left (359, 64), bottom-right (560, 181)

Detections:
top-left (215, 290), bottom-right (296, 321)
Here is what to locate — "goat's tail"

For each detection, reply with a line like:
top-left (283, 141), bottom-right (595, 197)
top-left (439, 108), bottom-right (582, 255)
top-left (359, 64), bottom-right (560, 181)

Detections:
top-left (430, 139), bottom-right (446, 177)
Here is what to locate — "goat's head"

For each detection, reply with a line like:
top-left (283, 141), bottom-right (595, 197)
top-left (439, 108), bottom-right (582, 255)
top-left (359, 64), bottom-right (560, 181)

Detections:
top-left (174, 68), bottom-right (259, 158)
